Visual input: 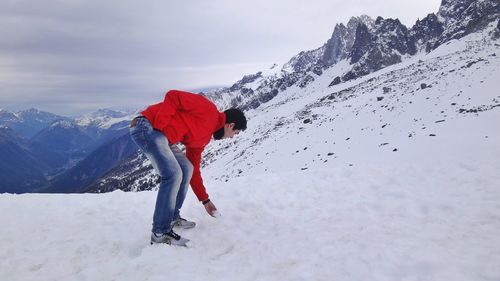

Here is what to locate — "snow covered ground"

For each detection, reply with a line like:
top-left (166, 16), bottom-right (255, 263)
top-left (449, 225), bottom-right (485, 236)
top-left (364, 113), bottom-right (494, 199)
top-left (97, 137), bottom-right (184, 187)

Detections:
top-left (1, 116), bottom-right (500, 281)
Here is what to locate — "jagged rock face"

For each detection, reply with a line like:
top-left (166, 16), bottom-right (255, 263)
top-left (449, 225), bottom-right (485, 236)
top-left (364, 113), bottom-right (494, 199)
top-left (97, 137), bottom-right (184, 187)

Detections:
top-left (343, 47), bottom-right (401, 82)
top-left (410, 13), bottom-right (444, 52)
top-left (343, 17), bottom-right (416, 82)
top-left (331, 1), bottom-right (497, 83)
top-left (373, 17), bottom-right (416, 56)
top-left (284, 47), bottom-right (325, 73)
top-left (208, 1), bottom-right (498, 111)
top-left (298, 74), bottom-right (315, 88)
top-left (437, 0), bottom-right (477, 24)
top-left (434, 0), bottom-right (500, 48)
top-left (350, 23), bottom-right (374, 64)
top-left (322, 24), bottom-right (347, 67)
top-left (229, 72), bottom-right (263, 92)
top-left (322, 15), bottom-right (375, 68)
top-left (207, 0), bottom-right (498, 113)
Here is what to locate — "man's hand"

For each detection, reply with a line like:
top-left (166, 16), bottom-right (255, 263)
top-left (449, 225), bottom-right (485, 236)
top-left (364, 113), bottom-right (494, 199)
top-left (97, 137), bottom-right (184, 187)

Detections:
top-left (203, 200), bottom-right (220, 217)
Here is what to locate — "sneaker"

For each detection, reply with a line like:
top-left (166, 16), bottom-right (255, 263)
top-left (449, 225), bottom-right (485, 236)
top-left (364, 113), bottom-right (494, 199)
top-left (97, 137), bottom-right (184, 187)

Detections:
top-left (171, 217), bottom-right (196, 229)
top-left (150, 230), bottom-right (190, 246)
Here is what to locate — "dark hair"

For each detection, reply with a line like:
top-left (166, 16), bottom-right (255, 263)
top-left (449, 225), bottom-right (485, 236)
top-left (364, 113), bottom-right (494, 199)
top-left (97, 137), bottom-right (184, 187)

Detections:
top-left (224, 108), bottom-right (247, 131)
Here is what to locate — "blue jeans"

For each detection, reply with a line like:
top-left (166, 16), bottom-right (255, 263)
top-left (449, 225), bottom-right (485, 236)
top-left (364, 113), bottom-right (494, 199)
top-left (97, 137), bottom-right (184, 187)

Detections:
top-left (129, 117), bottom-right (194, 234)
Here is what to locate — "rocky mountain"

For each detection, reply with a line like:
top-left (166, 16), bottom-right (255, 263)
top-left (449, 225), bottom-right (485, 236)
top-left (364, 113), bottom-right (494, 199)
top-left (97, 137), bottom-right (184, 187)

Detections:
top-left (39, 132), bottom-right (138, 193)
top-left (203, 29), bottom-right (499, 181)
top-left (30, 120), bottom-right (94, 159)
top-left (340, 0), bottom-right (498, 82)
top-left (282, 15), bottom-right (376, 73)
top-left (435, 0), bottom-right (499, 47)
top-left (202, 0), bottom-right (498, 111)
top-left (76, 109), bottom-right (135, 135)
top-left (0, 108), bottom-right (66, 139)
top-left (87, 0), bottom-right (500, 193)
top-left (342, 16), bottom-right (417, 82)
top-left (321, 15), bottom-right (375, 68)
top-left (75, 108), bottom-right (137, 151)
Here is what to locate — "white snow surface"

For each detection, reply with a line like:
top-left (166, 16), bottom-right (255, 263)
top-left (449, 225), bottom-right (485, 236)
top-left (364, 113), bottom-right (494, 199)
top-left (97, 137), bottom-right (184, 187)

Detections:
top-left (2, 25), bottom-right (500, 281)
top-left (1, 149), bottom-right (500, 280)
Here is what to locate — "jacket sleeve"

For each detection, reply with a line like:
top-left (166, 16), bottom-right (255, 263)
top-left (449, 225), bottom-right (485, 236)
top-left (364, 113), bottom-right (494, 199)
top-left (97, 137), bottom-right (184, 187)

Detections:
top-left (185, 147), bottom-right (209, 202)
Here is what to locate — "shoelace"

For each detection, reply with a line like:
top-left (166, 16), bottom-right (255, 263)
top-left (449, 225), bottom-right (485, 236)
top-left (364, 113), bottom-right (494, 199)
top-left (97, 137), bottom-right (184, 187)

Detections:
top-left (167, 230), bottom-right (181, 240)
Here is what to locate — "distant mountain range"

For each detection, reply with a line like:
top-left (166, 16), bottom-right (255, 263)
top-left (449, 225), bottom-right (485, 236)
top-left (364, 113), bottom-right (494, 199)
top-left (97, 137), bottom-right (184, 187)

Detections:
top-left (0, 0), bottom-right (498, 194)
top-left (40, 133), bottom-right (138, 193)
top-left (0, 108), bottom-right (67, 139)
top-left (0, 108), bottom-right (137, 193)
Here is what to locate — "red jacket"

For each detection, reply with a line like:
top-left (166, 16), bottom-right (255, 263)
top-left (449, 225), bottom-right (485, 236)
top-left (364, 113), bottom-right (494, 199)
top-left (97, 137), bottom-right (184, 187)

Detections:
top-left (141, 90), bottom-right (225, 202)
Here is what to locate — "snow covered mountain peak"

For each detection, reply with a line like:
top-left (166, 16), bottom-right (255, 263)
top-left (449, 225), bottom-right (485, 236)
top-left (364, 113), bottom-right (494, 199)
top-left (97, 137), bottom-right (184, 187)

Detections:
top-left (76, 108), bottom-right (137, 130)
top-left (16, 108), bottom-right (61, 121)
top-left (0, 108), bottom-right (65, 138)
top-left (347, 14), bottom-right (375, 31)
top-left (201, 0), bottom-right (498, 116)
top-left (201, 25), bottom-right (499, 180)
top-left (50, 119), bottom-right (77, 129)
top-left (21, 108), bottom-right (43, 114)
top-left (0, 109), bottom-right (18, 121)
top-left (90, 109), bottom-right (129, 118)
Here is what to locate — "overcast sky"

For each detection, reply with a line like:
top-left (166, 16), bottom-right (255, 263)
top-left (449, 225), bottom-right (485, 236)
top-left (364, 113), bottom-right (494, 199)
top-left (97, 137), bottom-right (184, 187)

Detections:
top-left (0, 0), bottom-right (441, 116)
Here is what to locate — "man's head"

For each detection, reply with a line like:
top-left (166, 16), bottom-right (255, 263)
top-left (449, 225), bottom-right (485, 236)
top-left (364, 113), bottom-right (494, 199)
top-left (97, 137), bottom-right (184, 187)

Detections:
top-left (213, 108), bottom-right (247, 140)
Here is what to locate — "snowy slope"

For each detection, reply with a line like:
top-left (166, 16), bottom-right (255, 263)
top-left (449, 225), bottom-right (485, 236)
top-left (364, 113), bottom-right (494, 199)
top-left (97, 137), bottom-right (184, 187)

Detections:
top-left (1, 150), bottom-right (499, 280)
top-left (202, 24), bottom-right (500, 181)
